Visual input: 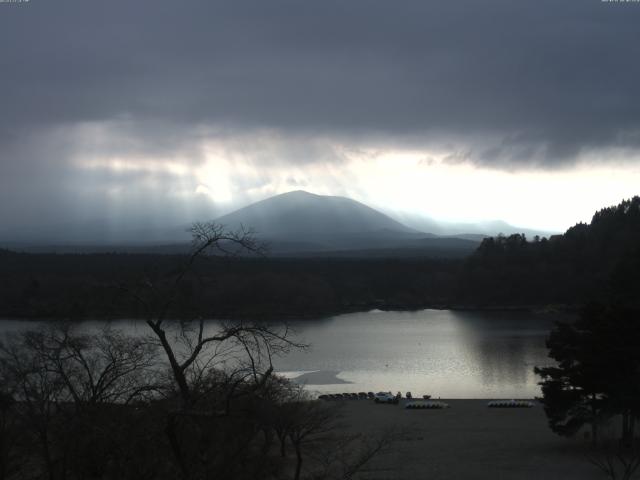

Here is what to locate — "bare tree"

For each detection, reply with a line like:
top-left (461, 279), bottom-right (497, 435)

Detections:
top-left (119, 222), bottom-right (302, 409)
top-left (0, 223), bottom-right (391, 480)
top-left (587, 423), bottom-right (640, 480)
top-left (0, 324), bottom-right (161, 480)
top-left (288, 399), bottom-right (338, 480)
top-left (117, 222), bottom-right (309, 480)
top-left (1, 329), bottom-right (72, 480)
top-left (314, 430), bottom-right (400, 480)
top-left (266, 385), bottom-right (399, 480)
top-left (0, 390), bottom-right (21, 480)
top-left (41, 324), bottom-right (158, 406)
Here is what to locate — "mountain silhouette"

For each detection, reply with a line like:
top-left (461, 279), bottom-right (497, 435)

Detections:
top-left (389, 211), bottom-right (555, 238)
top-left (214, 190), bottom-right (477, 254)
top-left (1, 191), bottom-right (479, 257)
top-left (216, 190), bottom-right (416, 236)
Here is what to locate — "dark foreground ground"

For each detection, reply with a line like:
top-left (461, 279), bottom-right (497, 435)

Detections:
top-left (337, 400), bottom-right (602, 480)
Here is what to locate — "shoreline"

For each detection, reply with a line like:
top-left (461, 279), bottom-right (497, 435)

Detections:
top-left (0, 303), bottom-right (579, 323)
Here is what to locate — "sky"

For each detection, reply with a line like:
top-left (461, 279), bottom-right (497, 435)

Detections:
top-left (1, 0), bottom-right (640, 241)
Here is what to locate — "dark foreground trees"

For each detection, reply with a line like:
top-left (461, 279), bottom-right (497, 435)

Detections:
top-left (0, 323), bottom-right (162, 480)
top-left (536, 304), bottom-right (640, 446)
top-left (0, 323), bottom-right (391, 480)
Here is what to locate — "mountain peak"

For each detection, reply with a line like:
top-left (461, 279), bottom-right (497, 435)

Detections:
top-left (214, 191), bottom-right (425, 252)
top-left (280, 189), bottom-right (318, 197)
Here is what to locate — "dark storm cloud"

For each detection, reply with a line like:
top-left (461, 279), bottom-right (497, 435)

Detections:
top-left (1, 0), bottom-right (639, 168)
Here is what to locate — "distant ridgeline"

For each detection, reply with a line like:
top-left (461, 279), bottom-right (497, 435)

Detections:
top-left (0, 197), bottom-right (638, 320)
top-left (459, 196), bottom-right (640, 308)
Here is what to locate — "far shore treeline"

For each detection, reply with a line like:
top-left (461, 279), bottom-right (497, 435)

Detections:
top-left (0, 196), bottom-right (639, 321)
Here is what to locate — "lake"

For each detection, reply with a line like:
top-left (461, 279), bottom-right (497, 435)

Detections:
top-left (276, 309), bottom-right (563, 398)
top-left (0, 309), bottom-right (564, 399)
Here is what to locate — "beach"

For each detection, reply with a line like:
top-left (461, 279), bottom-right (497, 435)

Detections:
top-left (335, 399), bottom-right (603, 479)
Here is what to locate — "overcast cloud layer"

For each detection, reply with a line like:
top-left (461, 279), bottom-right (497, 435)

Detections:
top-left (1, 0), bottom-right (640, 239)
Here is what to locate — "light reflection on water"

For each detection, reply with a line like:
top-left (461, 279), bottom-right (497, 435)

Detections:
top-left (273, 309), bottom-right (564, 398)
top-left (0, 309), bottom-right (565, 398)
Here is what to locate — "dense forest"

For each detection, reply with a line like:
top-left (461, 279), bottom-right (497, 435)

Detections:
top-left (0, 253), bottom-right (460, 320)
top-left (461, 196), bottom-right (640, 308)
top-left (0, 196), bottom-right (638, 320)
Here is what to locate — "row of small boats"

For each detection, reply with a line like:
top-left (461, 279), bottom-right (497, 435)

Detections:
top-left (487, 400), bottom-right (534, 408)
top-left (318, 392), bottom-right (374, 400)
top-left (318, 392), bottom-right (432, 401)
top-left (406, 400), bottom-right (534, 409)
top-left (405, 401), bottom-right (449, 409)
top-left (318, 394), bottom-right (535, 409)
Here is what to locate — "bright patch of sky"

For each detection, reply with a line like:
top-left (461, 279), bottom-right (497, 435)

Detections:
top-left (71, 133), bottom-right (640, 233)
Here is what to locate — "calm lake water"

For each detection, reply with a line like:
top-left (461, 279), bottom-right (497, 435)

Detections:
top-left (0, 309), bottom-right (564, 399)
top-left (276, 309), bottom-right (562, 398)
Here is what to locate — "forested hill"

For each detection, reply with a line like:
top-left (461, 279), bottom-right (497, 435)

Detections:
top-left (459, 196), bottom-right (640, 308)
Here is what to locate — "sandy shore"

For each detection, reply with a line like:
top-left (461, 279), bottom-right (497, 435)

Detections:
top-left (334, 399), bottom-right (603, 479)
